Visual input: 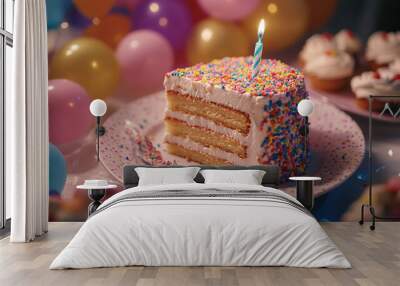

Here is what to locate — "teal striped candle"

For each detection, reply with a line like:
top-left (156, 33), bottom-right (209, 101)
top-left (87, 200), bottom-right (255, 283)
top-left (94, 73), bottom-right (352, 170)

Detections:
top-left (251, 19), bottom-right (266, 80)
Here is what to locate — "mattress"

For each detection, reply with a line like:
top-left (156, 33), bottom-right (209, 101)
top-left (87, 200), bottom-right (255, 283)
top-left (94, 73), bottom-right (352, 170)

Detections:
top-left (50, 183), bottom-right (350, 269)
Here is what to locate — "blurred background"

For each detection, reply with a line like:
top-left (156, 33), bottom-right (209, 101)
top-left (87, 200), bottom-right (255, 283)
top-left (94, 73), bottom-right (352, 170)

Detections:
top-left (46, 0), bottom-right (400, 222)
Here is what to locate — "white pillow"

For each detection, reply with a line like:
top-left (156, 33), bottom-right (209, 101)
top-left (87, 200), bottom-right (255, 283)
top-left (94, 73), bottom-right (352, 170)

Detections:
top-left (200, 169), bottom-right (266, 185)
top-left (135, 167), bottom-right (201, 186)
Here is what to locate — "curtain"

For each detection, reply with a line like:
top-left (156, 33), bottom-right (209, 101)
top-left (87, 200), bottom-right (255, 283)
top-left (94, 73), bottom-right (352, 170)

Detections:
top-left (7, 0), bottom-right (49, 242)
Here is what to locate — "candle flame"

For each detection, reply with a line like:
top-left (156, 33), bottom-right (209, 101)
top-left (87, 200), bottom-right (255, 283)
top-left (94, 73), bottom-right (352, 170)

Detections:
top-left (258, 19), bottom-right (266, 39)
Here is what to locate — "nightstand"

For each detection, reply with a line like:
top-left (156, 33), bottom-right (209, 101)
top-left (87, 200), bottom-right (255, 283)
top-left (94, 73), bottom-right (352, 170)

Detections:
top-left (289, 177), bottom-right (321, 211)
top-left (77, 181), bottom-right (117, 216)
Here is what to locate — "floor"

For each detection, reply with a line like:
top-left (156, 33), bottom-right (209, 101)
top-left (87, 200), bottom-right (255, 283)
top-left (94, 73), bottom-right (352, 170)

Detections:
top-left (0, 222), bottom-right (399, 286)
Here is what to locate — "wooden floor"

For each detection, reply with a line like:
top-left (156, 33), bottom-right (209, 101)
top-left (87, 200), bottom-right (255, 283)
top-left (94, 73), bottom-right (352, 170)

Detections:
top-left (0, 222), bottom-right (399, 286)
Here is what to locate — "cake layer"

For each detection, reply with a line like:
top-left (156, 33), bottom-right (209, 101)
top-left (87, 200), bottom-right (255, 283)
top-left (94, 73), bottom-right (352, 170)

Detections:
top-left (165, 117), bottom-right (247, 158)
top-left (165, 110), bottom-right (247, 144)
top-left (166, 91), bottom-right (250, 134)
top-left (165, 143), bottom-right (230, 165)
top-left (165, 134), bottom-right (244, 164)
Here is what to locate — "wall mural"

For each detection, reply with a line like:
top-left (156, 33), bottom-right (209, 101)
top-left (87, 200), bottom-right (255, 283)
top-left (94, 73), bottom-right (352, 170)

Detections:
top-left (47, 0), bottom-right (400, 222)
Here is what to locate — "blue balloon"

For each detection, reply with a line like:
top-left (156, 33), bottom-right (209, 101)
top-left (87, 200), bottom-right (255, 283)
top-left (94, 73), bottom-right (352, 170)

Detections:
top-left (49, 143), bottom-right (67, 194)
top-left (65, 5), bottom-right (91, 29)
top-left (46, 0), bottom-right (73, 29)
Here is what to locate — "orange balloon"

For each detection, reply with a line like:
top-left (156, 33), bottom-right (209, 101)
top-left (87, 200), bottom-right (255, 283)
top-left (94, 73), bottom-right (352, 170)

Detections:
top-left (84, 14), bottom-right (131, 49)
top-left (243, 0), bottom-right (309, 52)
top-left (187, 19), bottom-right (250, 65)
top-left (50, 37), bottom-right (120, 100)
top-left (306, 0), bottom-right (337, 31)
top-left (74, 0), bottom-right (115, 19)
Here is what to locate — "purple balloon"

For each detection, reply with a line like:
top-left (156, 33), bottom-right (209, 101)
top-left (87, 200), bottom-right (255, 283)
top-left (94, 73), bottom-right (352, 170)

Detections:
top-left (48, 79), bottom-right (93, 146)
top-left (132, 0), bottom-right (192, 50)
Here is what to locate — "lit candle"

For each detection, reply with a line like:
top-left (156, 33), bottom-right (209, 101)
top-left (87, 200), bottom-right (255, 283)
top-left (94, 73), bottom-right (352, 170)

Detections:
top-left (251, 19), bottom-right (266, 80)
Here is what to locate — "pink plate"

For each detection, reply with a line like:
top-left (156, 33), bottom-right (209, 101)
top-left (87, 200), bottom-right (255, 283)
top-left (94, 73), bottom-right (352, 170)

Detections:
top-left (100, 92), bottom-right (365, 197)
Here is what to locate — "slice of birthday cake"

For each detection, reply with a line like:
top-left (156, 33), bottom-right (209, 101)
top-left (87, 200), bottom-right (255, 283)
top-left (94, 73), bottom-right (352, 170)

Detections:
top-left (163, 57), bottom-right (308, 179)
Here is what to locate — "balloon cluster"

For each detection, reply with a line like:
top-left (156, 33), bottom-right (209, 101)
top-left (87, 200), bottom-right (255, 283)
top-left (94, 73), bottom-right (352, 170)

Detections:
top-left (46, 0), bottom-right (337, 195)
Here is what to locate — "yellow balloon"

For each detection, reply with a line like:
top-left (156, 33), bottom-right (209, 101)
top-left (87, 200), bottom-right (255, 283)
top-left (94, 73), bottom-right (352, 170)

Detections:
top-left (50, 37), bottom-right (119, 100)
top-left (243, 0), bottom-right (309, 52)
top-left (187, 19), bottom-right (250, 65)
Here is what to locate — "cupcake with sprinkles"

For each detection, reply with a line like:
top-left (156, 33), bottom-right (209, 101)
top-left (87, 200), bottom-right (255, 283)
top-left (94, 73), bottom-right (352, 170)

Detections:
top-left (163, 56), bottom-right (309, 181)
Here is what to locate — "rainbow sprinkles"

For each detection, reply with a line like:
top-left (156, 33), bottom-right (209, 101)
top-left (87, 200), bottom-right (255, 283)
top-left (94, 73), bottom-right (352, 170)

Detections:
top-left (164, 56), bottom-right (308, 180)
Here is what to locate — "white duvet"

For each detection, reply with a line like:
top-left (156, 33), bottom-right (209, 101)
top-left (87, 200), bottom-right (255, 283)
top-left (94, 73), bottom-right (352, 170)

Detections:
top-left (50, 183), bottom-right (351, 269)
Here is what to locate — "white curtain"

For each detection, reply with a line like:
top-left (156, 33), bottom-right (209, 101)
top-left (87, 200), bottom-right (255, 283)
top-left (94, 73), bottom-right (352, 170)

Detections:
top-left (8, 0), bottom-right (49, 242)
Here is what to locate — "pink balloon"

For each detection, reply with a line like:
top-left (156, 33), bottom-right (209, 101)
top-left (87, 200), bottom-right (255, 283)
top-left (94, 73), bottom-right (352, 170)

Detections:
top-left (197, 0), bottom-right (260, 21)
top-left (116, 30), bottom-right (174, 95)
top-left (49, 79), bottom-right (93, 146)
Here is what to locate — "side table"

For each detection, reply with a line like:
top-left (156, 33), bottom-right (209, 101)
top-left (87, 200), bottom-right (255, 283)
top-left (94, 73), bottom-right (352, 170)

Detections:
top-left (289, 177), bottom-right (322, 211)
top-left (77, 183), bottom-right (117, 216)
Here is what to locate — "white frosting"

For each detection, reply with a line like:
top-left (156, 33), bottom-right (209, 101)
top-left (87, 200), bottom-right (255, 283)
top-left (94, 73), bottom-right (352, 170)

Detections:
top-left (366, 31), bottom-right (400, 64)
top-left (304, 51), bottom-right (354, 79)
top-left (299, 34), bottom-right (337, 63)
top-left (351, 69), bottom-right (400, 99)
top-left (389, 59), bottom-right (400, 73)
top-left (334, 29), bottom-right (362, 54)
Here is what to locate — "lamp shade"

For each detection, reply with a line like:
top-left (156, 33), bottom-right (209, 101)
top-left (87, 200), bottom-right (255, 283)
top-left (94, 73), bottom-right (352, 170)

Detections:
top-left (297, 99), bottom-right (314, 117)
top-left (89, 99), bottom-right (107, 117)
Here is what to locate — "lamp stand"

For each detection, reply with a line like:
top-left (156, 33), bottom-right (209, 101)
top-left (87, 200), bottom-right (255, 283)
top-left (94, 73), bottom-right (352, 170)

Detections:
top-left (95, 116), bottom-right (106, 162)
top-left (300, 116), bottom-right (310, 174)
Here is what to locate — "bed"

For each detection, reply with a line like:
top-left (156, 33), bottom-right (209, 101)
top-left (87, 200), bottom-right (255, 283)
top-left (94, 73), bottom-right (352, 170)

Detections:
top-left (50, 165), bottom-right (350, 269)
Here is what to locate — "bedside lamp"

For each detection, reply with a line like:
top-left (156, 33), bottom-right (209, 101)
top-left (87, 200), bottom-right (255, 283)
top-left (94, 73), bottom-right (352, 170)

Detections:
top-left (90, 99), bottom-right (107, 161)
top-left (297, 99), bottom-right (314, 170)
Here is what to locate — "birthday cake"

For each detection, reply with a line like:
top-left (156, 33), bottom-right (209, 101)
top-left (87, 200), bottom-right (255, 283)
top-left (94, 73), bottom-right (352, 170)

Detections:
top-left (163, 57), bottom-right (308, 180)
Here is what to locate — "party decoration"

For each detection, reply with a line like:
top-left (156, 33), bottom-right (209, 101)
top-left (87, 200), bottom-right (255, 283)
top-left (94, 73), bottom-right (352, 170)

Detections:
top-left (132, 0), bottom-right (192, 50)
top-left (74, 0), bottom-right (116, 19)
top-left (186, 0), bottom-right (208, 22)
top-left (48, 79), bottom-right (93, 146)
top-left (251, 19), bottom-right (266, 80)
top-left (197, 0), bottom-right (260, 21)
top-left (46, 0), bottom-right (72, 29)
top-left (50, 37), bottom-right (119, 100)
top-left (306, 0), bottom-right (337, 31)
top-left (47, 27), bottom-right (81, 56)
top-left (49, 143), bottom-right (67, 194)
top-left (115, 0), bottom-right (142, 11)
top-left (83, 13), bottom-right (131, 49)
top-left (116, 30), bottom-right (174, 95)
top-left (187, 19), bottom-right (250, 65)
top-left (65, 5), bottom-right (92, 29)
top-left (243, 0), bottom-right (309, 52)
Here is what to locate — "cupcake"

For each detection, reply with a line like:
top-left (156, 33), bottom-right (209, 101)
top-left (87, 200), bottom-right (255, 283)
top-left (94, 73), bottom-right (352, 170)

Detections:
top-left (305, 50), bottom-right (355, 92)
top-left (351, 67), bottom-right (400, 111)
top-left (299, 33), bottom-right (337, 67)
top-left (365, 31), bottom-right (400, 70)
top-left (334, 29), bottom-right (362, 57)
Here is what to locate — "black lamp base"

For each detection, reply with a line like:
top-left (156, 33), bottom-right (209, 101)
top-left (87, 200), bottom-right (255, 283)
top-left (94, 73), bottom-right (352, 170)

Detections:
top-left (96, 126), bottom-right (106, 136)
top-left (296, 180), bottom-right (314, 211)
